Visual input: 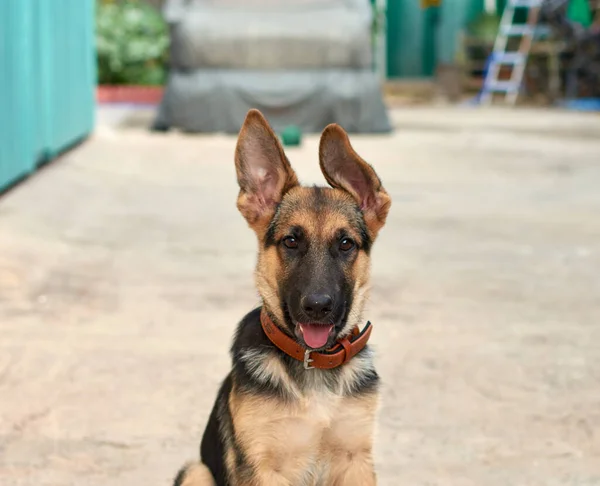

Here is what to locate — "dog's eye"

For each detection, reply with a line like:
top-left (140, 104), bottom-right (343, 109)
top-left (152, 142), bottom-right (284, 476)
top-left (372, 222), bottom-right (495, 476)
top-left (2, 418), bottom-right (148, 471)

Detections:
top-left (282, 236), bottom-right (298, 249)
top-left (339, 238), bottom-right (355, 252)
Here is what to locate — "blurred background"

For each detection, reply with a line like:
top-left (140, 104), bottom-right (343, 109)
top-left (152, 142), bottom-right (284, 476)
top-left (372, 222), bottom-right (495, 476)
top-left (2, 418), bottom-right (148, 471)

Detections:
top-left (1, 1), bottom-right (600, 485)
top-left (2, 0), bottom-right (600, 186)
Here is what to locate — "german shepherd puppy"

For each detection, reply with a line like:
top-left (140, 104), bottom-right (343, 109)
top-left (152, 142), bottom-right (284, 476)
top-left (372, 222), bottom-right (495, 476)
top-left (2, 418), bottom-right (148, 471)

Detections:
top-left (174, 109), bottom-right (391, 486)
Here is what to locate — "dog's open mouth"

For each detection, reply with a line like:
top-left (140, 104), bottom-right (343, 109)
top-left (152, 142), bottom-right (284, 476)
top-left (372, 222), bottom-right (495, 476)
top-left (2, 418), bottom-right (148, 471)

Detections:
top-left (298, 323), bottom-right (334, 349)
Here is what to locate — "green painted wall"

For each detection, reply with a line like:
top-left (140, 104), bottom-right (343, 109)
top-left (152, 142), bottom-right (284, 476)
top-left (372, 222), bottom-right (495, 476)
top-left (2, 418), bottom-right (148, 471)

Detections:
top-left (386, 0), bottom-right (425, 77)
top-left (0, 0), bottom-right (95, 192)
top-left (386, 0), bottom-right (485, 78)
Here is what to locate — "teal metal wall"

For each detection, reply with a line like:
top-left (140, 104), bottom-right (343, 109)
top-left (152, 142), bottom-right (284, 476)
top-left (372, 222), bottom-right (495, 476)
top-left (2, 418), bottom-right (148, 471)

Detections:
top-left (0, 0), bottom-right (95, 193)
top-left (0, 3), bottom-right (36, 191)
top-left (387, 0), bottom-right (425, 77)
top-left (437, 0), bottom-right (484, 64)
top-left (386, 0), bottom-right (484, 78)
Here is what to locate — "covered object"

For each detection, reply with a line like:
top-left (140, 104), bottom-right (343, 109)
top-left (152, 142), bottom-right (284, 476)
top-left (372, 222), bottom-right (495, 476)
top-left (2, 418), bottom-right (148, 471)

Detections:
top-left (154, 0), bottom-right (391, 133)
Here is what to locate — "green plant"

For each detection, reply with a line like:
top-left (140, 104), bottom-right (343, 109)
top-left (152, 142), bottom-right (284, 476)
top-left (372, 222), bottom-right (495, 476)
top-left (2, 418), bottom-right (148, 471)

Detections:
top-left (96, 0), bottom-right (169, 85)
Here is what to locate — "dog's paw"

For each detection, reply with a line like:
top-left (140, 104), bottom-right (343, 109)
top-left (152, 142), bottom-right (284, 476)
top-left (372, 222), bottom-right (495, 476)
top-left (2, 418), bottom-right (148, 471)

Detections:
top-left (173, 462), bottom-right (215, 486)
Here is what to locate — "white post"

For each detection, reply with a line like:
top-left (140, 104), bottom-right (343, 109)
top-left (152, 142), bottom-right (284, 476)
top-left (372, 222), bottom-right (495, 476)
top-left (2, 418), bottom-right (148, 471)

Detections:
top-left (484, 0), bottom-right (497, 14)
top-left (375, 0), bottom-right (387, 81)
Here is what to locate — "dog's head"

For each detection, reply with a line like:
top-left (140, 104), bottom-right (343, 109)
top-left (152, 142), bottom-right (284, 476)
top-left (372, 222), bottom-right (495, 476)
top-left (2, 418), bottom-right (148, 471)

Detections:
top-left (235, 110), bottom-right (391, 350)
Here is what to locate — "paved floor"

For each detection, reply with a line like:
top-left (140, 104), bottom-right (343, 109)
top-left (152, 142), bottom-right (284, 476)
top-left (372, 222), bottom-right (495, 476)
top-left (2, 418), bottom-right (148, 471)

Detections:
top-left (1, 107), bottom-right (600, 486)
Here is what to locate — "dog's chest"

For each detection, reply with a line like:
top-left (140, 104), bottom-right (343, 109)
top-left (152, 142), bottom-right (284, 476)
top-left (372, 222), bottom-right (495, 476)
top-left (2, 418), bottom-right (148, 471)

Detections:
top-left (301, 385), bottom-right (340, 422)
top-left (233, 349), bottom-right (378, 485)
top-left (286, 390), bottom-right (344, 484)
top-left (278, 387), bottom-right (374, 485)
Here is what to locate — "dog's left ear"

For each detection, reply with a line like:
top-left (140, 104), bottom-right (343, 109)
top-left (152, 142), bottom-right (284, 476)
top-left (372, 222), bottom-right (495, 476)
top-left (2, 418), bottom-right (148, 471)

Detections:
top-left (319, 124), bottom-right (391, 236)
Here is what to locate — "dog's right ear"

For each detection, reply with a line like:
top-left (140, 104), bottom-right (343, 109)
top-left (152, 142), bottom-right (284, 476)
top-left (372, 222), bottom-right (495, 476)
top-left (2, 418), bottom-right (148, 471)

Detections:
top-left (235, 109), bottom-right (299, 234)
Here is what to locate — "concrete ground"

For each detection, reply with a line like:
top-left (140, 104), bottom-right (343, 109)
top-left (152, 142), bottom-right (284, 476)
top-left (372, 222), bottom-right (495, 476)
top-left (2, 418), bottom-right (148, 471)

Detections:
top-left (1, 107), bottom-right (600, 486)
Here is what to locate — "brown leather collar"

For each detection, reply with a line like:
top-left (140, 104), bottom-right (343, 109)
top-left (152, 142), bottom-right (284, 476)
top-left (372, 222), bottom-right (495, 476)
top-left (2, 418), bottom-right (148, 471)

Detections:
top-left (260, 309), bottom-right (373, 370)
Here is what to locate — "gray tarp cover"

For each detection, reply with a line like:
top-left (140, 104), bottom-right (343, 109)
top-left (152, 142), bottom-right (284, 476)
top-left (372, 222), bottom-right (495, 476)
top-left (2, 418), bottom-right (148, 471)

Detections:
top-left (156, 0), bottom-right (391, 133)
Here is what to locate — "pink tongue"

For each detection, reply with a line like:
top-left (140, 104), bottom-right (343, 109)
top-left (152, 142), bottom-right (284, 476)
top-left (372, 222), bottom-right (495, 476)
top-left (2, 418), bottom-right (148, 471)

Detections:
top-left (300, 324), bottom-right (333, 349)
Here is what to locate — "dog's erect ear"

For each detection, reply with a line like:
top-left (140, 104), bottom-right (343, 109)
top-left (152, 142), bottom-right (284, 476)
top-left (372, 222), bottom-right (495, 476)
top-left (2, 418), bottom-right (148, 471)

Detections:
top-left (235, 110), bottom-right (299, 234)
top-left (319, 124), bottom-right (391, 236)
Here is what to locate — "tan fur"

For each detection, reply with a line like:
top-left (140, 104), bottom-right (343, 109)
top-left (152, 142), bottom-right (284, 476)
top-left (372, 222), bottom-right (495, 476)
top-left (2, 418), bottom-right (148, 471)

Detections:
top-left (177, 463), bottom-right (217, 486)
top-left (229, 384), bottom-right (377, 486)
top-left (341, 250), bottom-right (371, 337)
top-left (225, 448), bottom-right (236, 484)
top-left (321, 394), bottom-right (379, 486)
top-left (255, 246), bottom-right (286, 325)
top-left (272, 187), bottom-right (363, 243)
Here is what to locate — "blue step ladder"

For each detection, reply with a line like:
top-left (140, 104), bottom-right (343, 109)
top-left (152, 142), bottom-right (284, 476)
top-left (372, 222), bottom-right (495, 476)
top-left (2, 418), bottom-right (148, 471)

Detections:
top-left (480, 0), bottom-right (547, 105)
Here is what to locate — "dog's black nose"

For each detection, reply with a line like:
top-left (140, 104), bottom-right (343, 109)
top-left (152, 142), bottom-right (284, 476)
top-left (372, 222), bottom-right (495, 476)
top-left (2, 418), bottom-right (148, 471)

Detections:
top-left (301, 293), bottom-right (333, 320)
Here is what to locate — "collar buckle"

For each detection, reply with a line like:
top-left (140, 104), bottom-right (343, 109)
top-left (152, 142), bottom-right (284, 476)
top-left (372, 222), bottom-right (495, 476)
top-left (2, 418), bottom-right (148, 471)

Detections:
top-left (303, 350), bottom-right (314, 370)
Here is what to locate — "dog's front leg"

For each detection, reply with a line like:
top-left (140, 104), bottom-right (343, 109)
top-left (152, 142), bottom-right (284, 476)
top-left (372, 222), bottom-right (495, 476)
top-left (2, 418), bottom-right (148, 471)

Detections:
top-left (230, 451), bottom-right (321, 486)
top-left (324, 448), bottom-right (376, 486)
top-left (231, 394), bottom-right (322, 486)
top-left (232, 469), bottom-right (300, 486)
top-left (321, 394), bottom-right (378, 486)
